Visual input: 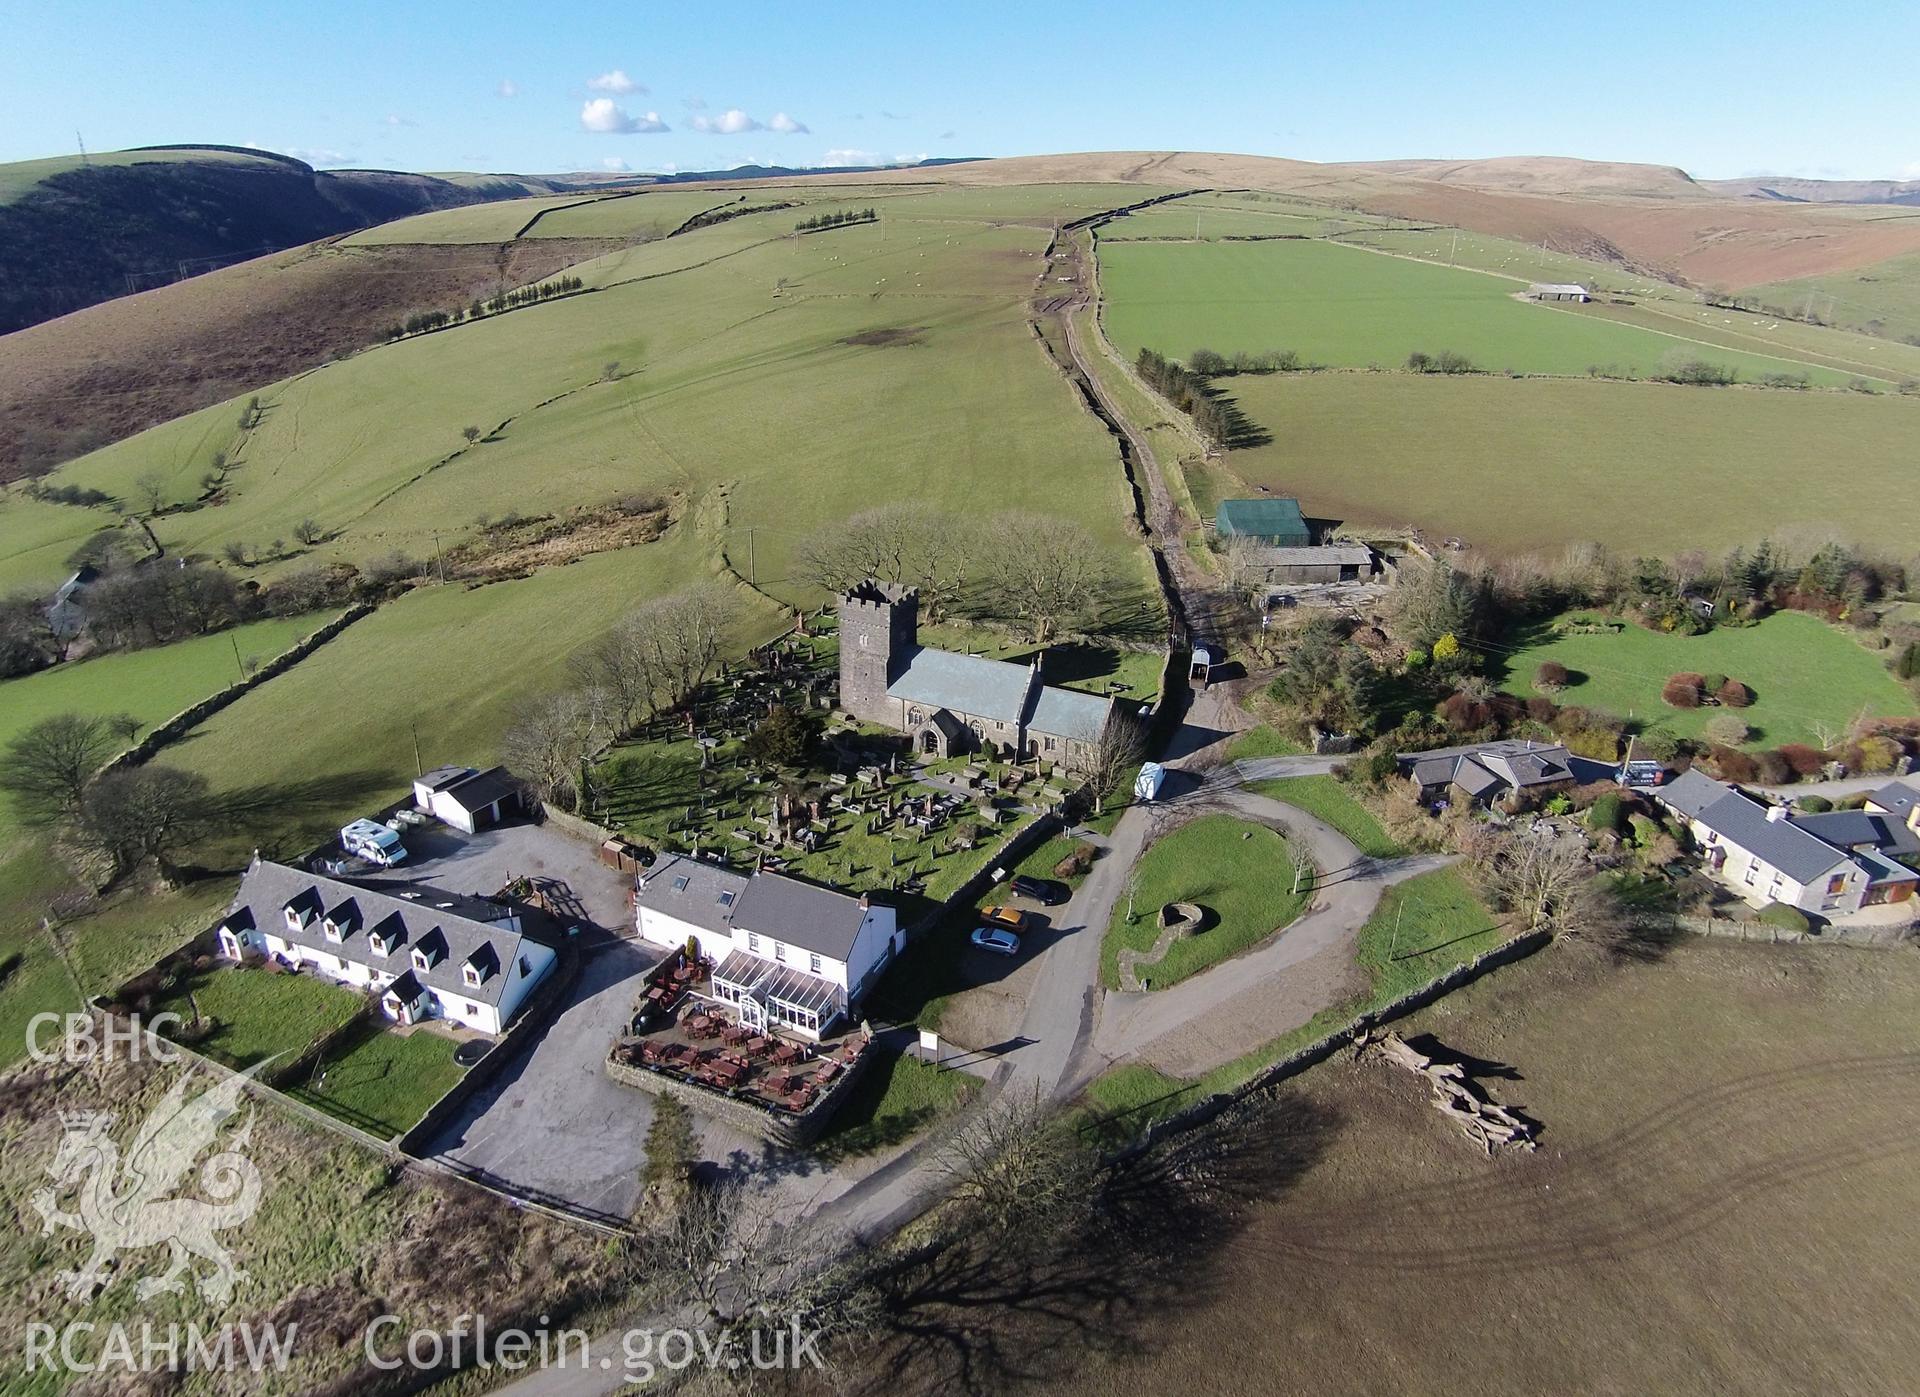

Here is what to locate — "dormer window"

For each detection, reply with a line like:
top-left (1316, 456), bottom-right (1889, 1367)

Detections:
top-left (369, 931), bottom-right (388, 955)
top-left (411, 948), bottom-right (431, 972)
top-left (462, 944), bottom-right (498, 987)
top-left (285, 906), bottom-right (305, 932)
top-left (463, 962), bottom-right (482, 987)
top-left (323, 919), bottom-right (344, 944)
top-left (411, 929), bottom-right (448, 971)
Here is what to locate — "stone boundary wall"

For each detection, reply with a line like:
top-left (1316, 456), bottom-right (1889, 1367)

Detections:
top-left (539, 802), bottom-right (620, 848)
top-left (98, 603), bottom-right (377, 776)
top-left (1110, 929), bottom-right (1556, 1163)
top-left (1677, 914), bottom-right (1915, 948)
top-left (904, 812), bottom-right (1062, 939)
top-left (604, 1034), bottom-right (876, 1149)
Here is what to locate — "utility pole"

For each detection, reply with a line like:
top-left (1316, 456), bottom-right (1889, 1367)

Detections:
top-left (747, 528), bottom-right (756, 584)
top-left (432, 530), bottom-right (446, 583)
top-left (1448, 229), bottom-right (1459, 267)
top-left (411, 722), bottom-right (423, 778)
top-left (75, 130), bottom-right (90, 167)
top-left (229, 632), bottom-right (246, 682)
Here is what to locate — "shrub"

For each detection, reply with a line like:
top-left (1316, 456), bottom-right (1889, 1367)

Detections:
top-left (1437, 692), bottom-right (1492, 732)
top-left (1751, 750), bottom-right (1791, 785)
top-left (1585, 792), bottom-right (1625, 832)
top-left (1053, 842), bottom-right (1097, 880)
top-left (1704, 713), bottom-right (1751, 747)
top-left (1626, 812), bottom-right (1660, 847)
top-left (1707, 745), bottom-right (1757, 783)
top-left (1776, 744), bottom-right (1825, 777)
top-left (1701, 672), bottom-right (1728, 694)
top-left (1525, 696), bottom-right (1558, 723)
top-left (1563, 727), bottom-right (1623, 761)
top-left (1662, 673), bottom-right (1705, 708)
top-left (1717, 678), bottom-right (1752, 707)
top-left (1758, 902), bottom-right (1811, 932)
top-left (1795, 795), bottom-right (1834, 814)
top-left (1534, 660), bottom-right (1569, 690)
top-left (1636, 729), bottom-right (1682, 763)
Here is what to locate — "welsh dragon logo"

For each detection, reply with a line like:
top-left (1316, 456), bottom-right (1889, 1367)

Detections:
top-left (31, 1062), bottom-right (268, 1305)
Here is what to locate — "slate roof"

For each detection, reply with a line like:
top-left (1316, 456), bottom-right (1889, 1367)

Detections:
top-left (1215, 497), bottom-right (1311, 545)
top-left (1028, 684), bottom-right (1112, 743)
top-left (1656, 778), bottom-right (1849, 884)
top-left (888, 648), bottom-right (1036, 725)
top-left (635, 855), bottom-right (749, 936)
top-left (224, 859), bottom-right (542, 1008)
top-left (733, 873), bottom-right (874, 961)
top-left (1867, 780), bottom-right (1919, 823)
top-left (1529, 282), bottom-right (1590, 297)
top-left (1248, 545), bottom-right (1374, 567)
top-left (440, 765), bottom-right (520, 814)
top-left (1654, 768), bottom-right (1727, 821)
top-left (1400, 741), bottom-right (1575, 794)
top-left (1793, 809), bottom-right (1920, 858)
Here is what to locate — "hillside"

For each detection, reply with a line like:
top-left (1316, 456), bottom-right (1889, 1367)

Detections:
top-left (0, 144), bottom-right (570, 333)
top-left (1704, 176), bottom-right (1920, 205)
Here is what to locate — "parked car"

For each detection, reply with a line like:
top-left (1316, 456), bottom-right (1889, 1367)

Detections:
top-left (1010, 875), bottom-right (1067, 906)
top-left (970, 927), bottom-right (1021, 957)
top-left (979, 904), bottom-right (1030, 932)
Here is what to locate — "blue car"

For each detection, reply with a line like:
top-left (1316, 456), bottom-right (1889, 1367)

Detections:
top-left (970, 927), bottom-right (1021, 957)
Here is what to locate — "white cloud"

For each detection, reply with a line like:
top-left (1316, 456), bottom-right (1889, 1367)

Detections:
top-left (893, 152), bottom-right (928, 165)
top-left (602, 157), bottom-right (630, 172)
top-left (1902, 160), bottom-right (1920, 180)
top-left (767, 112), bottom-right (809, 135)
top-left (587, 68), bottom-right (645, 95)
top-left (690, 108), bottom-right (761, 135)
top-left (820, 148), bottom-right (879, 168)
top-left (285, 146), bottom-right (354, 167)
top-left (496, 79), bottom-right (519, 99)
top-left (580, 99), bottom-right (669, 134)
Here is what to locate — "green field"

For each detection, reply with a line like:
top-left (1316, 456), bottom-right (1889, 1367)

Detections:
top-left (1203, 371), bottom-right (1920, 556)
top-left (1101, 815), bottom-right (1310, 989)
top-left (1497, 610), bottom-right (1918, 747)
top-left (1246, 775), bottom-right (1405, 858)
top-left (0, 492), bottom-right (127, 594)
top-left (32, 185), bottom-right (1147, 604)
top-left (0, 613), bottom-right (329, 820)
top-left (1750, 249), bottom-right (1920, 347)
top-left (340, 192), bottom-right (593, 245)
top-left (1099, 238), bottom-right (1864, 384)
top-left (0, 146), bottom-right (272, 203)
top-left (814, 1046), bottom-right (978, 1160)
top-left (288, 1023), bottom-right (466, 1138)
top-left (1101, 192), bottom-right (1388, 241)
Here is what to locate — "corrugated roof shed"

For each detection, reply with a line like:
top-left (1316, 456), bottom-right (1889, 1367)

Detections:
top-left (1215, 497), bottom-right (1311, 546)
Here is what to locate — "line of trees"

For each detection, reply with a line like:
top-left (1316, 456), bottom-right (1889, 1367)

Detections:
top-left (795, 503), bottom-right (1115, 644)
top-left (677, 201), bottom-right (793, 233)
top-left (1187, 347), bottom-right (1305, 376)
top-left (1134, 348), bottom-right (1233, 443)
top-left (796, 207), bottom-right (878, 232)
top-left (382, 275), bottom-right (587, 342)
top-left (507, 584), bottom-right (741, 812)
top-left (1405, 349), bottom-right (1476, 374)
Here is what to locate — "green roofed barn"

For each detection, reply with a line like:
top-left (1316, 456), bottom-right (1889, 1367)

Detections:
top-left (1214, 496), bottom-right (1311, 547)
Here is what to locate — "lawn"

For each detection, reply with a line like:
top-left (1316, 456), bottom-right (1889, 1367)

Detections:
top-left (1223, 726), bottom-right (1307, 761)
top-left (287, 1022), bottom-right (466, 1138)
top-left (1101, 815), bottom-right (1309, 990)
top-left (1207, 371), bottom-right (1920, 557)
top-left (1247, 775), bottom-right (1405, 858)
top-left (154, 963), bottom-right (365, 1070)
top-left (813, 1044), bottom-right (978, 1160)
top-left (1499, 609), bottom-right (1918, 747)
top-left (1099, 237), bottom-right (1861, 384)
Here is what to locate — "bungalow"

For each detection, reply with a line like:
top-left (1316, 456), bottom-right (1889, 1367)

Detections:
top-left (1398, 740), bottom-right (1578, 808)
top-left (1654, 769), bottom-right (1918, 915)
top-left (213, 855), bottom-right (557, 1034)
top-left (634, 854), bottom-right (902, 1040)
top-left (413, 765), bottom-right (523, 833)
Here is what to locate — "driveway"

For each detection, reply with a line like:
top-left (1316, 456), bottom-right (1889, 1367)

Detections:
top-left (423, 938), bottom-right (760, 1224)
top-left (360, 817), bottom-right (633, 934)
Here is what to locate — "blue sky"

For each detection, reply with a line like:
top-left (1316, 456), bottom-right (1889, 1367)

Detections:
top-left (4, 0), bottom-right (1914, 180)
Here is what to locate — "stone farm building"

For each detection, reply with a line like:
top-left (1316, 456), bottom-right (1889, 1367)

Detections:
top-left (1655, 770), bottom-right (1918, 916)
top-left (838, 580), bottom-right (1119, 769)
top-left (1247, 543), bottom-right (1376, 587)
top-left (212, 856), bottom-right (557, 1034)
top-left (1527, 282), bottom-right (1591, 303)
top-left (634, 854), bottom-right (902, 1039)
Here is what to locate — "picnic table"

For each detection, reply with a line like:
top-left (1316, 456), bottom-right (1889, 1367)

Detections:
top-left (721, 1025), bottom-right (751, 1046)
top-left (771, 1042), bottom-right (803, 1065)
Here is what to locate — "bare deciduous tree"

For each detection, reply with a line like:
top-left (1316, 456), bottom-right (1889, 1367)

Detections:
top-left (501, 690), bottom-right (606, 813)
top-left (1, 714), bottom-right (113, 823)
top-left (1219, 532), bottom-right (1267, 607)
top-left (632, 584), bottom-right (738, 715)
top-left (1077, 710), bottom-right (1147, 815)
top-left (133, 470), bottom-right (169, 515)
top-left (77, 765), bottom-right (213, 879)
top-left (796, 503), bottom-right (978, 621)
top-left (1476, 833), bottom-right (1591, 932)
top-left (294, 518), bottom-right (323, 546)
top-left (935, 1085), bottom-right (1100, 1246)
top-left (980, 512), bottom-right (1109, 644)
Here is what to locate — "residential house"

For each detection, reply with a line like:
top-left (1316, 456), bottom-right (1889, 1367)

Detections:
top-left (44, 566), bottom-right (98, 642)
top-left (1398, 739), bottom-right (1578, 808)
top-left (1865, 779), bottom-right (1920, 831)
top-left (837, 580), bottom-right (1121, 769)
top-left (413, 765), bottom-right (523, 833)
top-left (213, 856), bottom-right (557, 1034)
top-left (634, 854), bottom-right (901, 1039)
top-left (1654, 769), bottom-right (1918, 916)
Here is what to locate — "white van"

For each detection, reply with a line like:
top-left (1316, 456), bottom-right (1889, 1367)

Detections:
top-left (341, 819), bottom-right (408, 867)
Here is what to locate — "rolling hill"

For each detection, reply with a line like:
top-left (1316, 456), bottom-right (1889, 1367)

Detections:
top-left (0, 144), bottom-right (572, 334)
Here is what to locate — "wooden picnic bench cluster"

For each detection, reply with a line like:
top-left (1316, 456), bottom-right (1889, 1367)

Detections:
top-left (626, 1013), bottom-right (859, 1113)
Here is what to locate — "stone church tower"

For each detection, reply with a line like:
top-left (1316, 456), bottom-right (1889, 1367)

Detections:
top-left (838, 579), bottom-right (919, 724)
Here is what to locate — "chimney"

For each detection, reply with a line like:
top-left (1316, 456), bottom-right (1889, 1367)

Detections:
top-left (1766, 804), bottom-right (1789, 823)
top-left (858, 893), bottom-right (871, 911)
